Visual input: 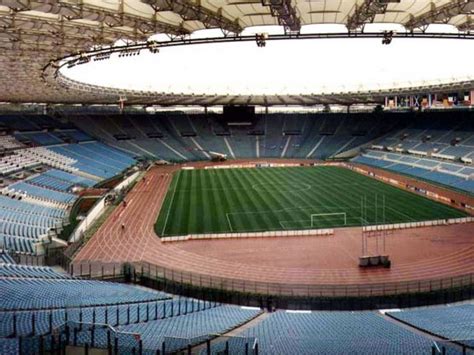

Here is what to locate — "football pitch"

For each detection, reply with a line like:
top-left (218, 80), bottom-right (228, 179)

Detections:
top-left (155, 166), bottom-right (467, 237)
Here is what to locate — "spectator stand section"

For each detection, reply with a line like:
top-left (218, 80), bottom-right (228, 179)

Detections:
top-left (0, 117), bottom-right (138, 259)
top-left (0, 262), bottom-right (261, 354)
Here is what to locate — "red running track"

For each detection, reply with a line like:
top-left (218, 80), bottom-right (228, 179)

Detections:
top-left (74, 162), bottom-right (474, 291)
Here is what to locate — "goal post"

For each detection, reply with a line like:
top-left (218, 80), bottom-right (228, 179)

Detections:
top-left (310, 212), bottom-right (347, 227)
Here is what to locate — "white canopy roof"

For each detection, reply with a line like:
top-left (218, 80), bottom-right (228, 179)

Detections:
top-left (0, 0), bottom-right (472, 105)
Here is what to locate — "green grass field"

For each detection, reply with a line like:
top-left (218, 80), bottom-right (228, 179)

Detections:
top-left (155, 166), bottom-right (467, 237)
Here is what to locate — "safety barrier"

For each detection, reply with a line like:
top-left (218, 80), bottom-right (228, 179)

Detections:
top-left (161, 228), bottom-right (334, 243)
top-left (362, 216), bottom-right (474, 232)
top-left (69, 260), bottom-right (474, 304)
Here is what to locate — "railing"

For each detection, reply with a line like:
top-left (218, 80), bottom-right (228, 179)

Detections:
top-left (16, 317), bottom-right (257, 354)
top-left (70, 260), bottom-right (474, 301)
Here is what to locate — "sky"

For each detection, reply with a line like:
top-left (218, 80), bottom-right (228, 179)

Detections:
top-left (63, 25), bottom-right (474, 96)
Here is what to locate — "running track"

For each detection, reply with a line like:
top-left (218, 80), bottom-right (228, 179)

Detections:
top-left (74, 161), bottom-right (474, 294)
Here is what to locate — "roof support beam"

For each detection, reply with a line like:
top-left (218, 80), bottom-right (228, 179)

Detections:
top-left (0, 14), bottom-right (142, 44)
top-left (261, 0), bottom-right (301, 33)
top-left (142, 0), bottom-right (242, 33)
top-left (405, 0), bottom-right (474, 31)
top-left (347, 0), bottom-right (400, 31)
top-left (457, 15), bottom-right (473, 31)
top-left (0, 0), bottom-right (187, 35)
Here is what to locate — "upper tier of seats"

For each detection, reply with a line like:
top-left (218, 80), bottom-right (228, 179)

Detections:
top-left (70, 113), bottom-right (399, 162)
top-left (373, 113), bottom-right (474, 161)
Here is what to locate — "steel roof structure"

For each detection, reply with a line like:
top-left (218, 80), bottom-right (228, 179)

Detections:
top-left (0, 0), bottom-right (473, 106)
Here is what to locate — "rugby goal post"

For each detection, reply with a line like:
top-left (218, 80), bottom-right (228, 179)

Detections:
top-left (310, 213), bottom-right (347, 227)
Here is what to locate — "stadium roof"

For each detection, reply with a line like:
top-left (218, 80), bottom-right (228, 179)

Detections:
top-left (0, 0), bottom-right (473, 106)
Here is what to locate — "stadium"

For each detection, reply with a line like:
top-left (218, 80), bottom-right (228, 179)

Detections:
top-left (0, 0), bottom-right (474, 354)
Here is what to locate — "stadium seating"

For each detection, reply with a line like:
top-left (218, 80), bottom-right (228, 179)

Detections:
top-left (0, 135), bottom-right (24, 150)
top-left (27, 174), bottom-right (77, 192)
top-left (0, 153), bottom-right (40, 175)
top-left (14, 132), bottom-right (63, 146)
top-left (0, 116), bottom-right (39, 131)
top-left (0, 251), bottom-right (15, 264)
top-left (387, 304), bottom-right (474, 345)
top-left (1, 259), bottom-right (473, 354)
top-left (0, 262), bottom-right (259, 354)
top-left (52, 129), bottom-right (93, 143)
top-left (43, 169), bottom-right (96, 188)
top-left (0, 278), bottom-right (169, 310)
top-left (352, 150), bottom-right (474, 193)
top-left (242, 311), bottom-right (434, 354)
top-left (0, 195), bottom-right (64, 254)
top-left (0, 297), bottom-right (218, 338)
top-left (120, 305), bottom-right (261, 352)
top-left (0, 263), bottom-right (68, 279)
top-left (6, 181), bottom-right (77, 205)
top-left (48, 142), bottom-right (136, 179)
top-left (70, 113), bottom-right (394, 161)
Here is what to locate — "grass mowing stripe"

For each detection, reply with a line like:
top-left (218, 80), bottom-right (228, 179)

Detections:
top-left (231, 168), bottom-right (262, 232)
top-left (242, 169), bottom-right (275, 231)
top-left (156, 166), bottom-right (468, 236)
top-left (265, 168), bottom-right (307, 228)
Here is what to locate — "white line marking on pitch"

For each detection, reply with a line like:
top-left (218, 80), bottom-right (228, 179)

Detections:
top-left (226, 213), bottom-right (234, 232)
top-left (385, 206), bottom-right (416, 222)
top-left (161, 172), bottom-right (180, 236)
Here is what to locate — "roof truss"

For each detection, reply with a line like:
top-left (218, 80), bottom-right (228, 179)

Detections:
top-left (261, 0), bottom-right (301, 32)
top-left (347, 0), bottom-right (401, 31)
top-left (142, 0), bottom-right (242, 33)
top-left (405, 0), bottom-right (474, 31)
